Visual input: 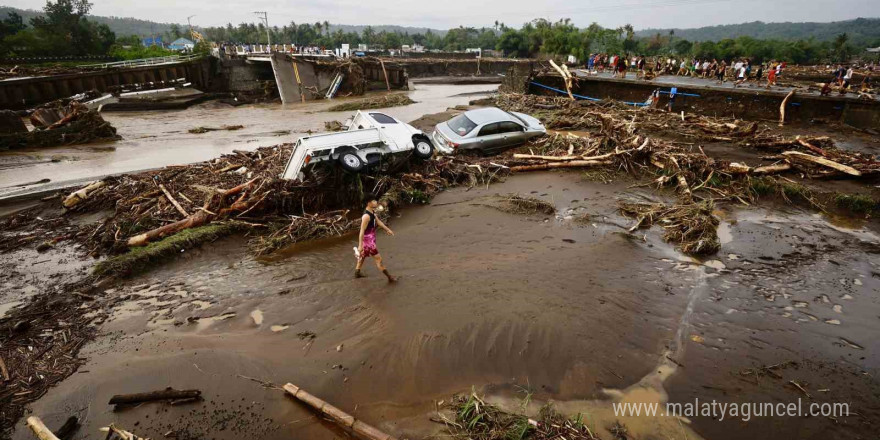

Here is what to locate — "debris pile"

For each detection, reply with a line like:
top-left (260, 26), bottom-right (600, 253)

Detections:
top-left (0, 101), bottom-right (119, 151)
top-left (490, 93), bottom-right (880, 252)
top-left (327, 93), bottom-right (415, 112)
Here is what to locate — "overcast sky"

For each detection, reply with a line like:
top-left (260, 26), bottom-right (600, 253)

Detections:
top-left (4, 0), bottom-right (879, 30)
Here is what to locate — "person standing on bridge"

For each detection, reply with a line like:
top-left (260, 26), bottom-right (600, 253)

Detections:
top-left (355, 198), bottom-right (398, 282)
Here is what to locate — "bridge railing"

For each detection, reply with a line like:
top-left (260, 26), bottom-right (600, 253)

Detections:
top-left (77, 54), bottom-right (203, 69)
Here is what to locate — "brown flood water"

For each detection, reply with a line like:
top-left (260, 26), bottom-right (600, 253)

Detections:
top-left (10, 171), bottom-right (880, 440)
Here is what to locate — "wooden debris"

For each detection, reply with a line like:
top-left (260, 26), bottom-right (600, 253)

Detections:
top-left (782, 151), bottom-right (862, 176)
top-left (108, 388), bottom-right (202, 406)
top-left (779, 89), bottom-right (795, 127)
top-left (284, 383), bottom-right (397, 440)
top-left (510, 160), bottom-right (610, 172)
top-left (159, 184), bottom-right (189, 217)
top-left (26, 416), bottom-right (60, 440)
top-left (62, 181), bottom-right (105, 209)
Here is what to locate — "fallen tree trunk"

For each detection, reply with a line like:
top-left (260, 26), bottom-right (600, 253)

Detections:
top-left (108, 388), bottom-right (202, 405)
top-left (127, 208), bottom-right (212, 247)
top-left (26, 416), bottom-right (60, 440)
top-left (284, 383), bottom-right (397, 440)
top-left (510, 160), bottom-right (610, 172)
top-left (782, 151), bottom-right (861, 176)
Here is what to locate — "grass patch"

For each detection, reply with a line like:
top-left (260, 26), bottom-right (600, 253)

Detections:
top-left (327, 93), bottom-right (415, 112)
top-left (493, 194), bottom-right (556, 216)
top-left (834, 193), bottom-right (877, 214)
top-left (445, 392), bottom-right (599, 440)
top-left (93, 222), bottom-right (245, 278)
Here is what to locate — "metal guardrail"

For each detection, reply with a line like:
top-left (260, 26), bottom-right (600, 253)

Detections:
top-left (76, 54), bottom-right (203, 69)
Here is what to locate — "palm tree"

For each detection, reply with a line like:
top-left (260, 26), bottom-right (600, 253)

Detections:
top-left (324, 20), bottom-right (330, 36)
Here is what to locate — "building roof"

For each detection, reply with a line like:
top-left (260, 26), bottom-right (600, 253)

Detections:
top-left (170, 38), bottom-right (195, 46)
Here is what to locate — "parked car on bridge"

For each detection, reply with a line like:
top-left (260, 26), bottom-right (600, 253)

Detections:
top-left (431, 107), bottom-right (546, 155)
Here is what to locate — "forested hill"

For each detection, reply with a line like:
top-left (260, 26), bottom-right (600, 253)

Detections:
top-left (637, 18), bottom-right (880, 46)
top-left (1, 6), bottom-right (179, 36)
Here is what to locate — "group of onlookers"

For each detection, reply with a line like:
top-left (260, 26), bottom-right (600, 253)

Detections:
top-left (583, 54), bottom-right (795, 88)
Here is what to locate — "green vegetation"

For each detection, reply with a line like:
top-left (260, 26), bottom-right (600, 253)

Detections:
top-left (446, 391), bottom-right (598, 440)
top-left (93, 222), bottom-right (244, 278)
top-left (834, 193), bottom-right (877, 214)
top-left (1, 0), bottom-right (115, 57)
top-left (3, 3), bottom-right (877, 63)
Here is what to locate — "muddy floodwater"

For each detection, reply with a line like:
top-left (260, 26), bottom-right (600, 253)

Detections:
top-left (11, 171), bottom-right (880, 440)
top-left (0, 83), bottom-right (496, 198)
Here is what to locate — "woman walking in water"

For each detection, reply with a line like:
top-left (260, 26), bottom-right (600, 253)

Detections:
top-left (355, 199), bottom-right (397, 282)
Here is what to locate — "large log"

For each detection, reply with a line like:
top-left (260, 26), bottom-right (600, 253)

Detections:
top-left (510, 160), bottom-right (610, 172)
top-left (108, 387), bottom-right (201, 405)
top-left (26, 416), bottom-right (60, 440)
top-left (126, 209), bottom-right (212, 247)
top-left (284, 383), bottom-right (397, 440)
top-left (782, 151), bottom-right (861, 176)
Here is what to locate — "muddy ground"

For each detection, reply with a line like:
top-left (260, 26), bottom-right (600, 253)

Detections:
top-left (2, 84), bottom-right (880, 440)
top-left (3, 169), bottom-right (879, 440)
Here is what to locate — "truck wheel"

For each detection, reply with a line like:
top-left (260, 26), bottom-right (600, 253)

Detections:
top-left (413, 138), bottom-right (434, 159)
top-left (338, 151), bottom-right (365, 173)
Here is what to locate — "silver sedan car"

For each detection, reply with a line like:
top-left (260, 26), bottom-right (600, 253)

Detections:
top-left (431, 107), bottom-right (546, 155)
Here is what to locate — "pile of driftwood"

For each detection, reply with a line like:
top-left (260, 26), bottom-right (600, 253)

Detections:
top-left (490, 93), bottom-right (880, 253)
top-left (0, 101), bottom-right (119, 151)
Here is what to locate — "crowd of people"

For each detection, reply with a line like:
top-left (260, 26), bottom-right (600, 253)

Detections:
top-left (582, 54), bottom-right (875, 95)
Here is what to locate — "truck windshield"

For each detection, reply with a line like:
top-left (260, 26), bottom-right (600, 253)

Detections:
top-left (369, 113), bottom-right (397, 124)
top-left (447, 114), bottom-right (477, 136)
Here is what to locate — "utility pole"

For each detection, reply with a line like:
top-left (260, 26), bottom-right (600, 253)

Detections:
top-left (187, 15), bottom-right (196, 41)
top-left (253, 11), bottom-right (271, 50)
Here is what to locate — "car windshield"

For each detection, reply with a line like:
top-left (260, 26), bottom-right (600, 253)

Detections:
top-left (446, 114), bottom-right (477, 136)
top-left (507, 112), bottom-right (528, 126)
top-left (369, 113), bottom-right (397, 124)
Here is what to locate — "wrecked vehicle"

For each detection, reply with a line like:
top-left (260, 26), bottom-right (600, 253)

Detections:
top-left (432, 107), bottom-right (546, 155)
top-left (281, 110), bottom-right (434, 180)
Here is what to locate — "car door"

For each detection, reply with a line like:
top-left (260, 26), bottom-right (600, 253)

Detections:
top-left (496, 121), bottom-right (526, 150)
top-left (474, 122), bottom-right (503, 152)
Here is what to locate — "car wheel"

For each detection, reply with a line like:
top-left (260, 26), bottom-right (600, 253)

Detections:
top-left (413, 138), bottom-right (434, 159)
top-left (338, 151), bottom-right (365, 173)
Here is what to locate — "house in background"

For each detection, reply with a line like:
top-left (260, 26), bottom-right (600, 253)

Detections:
top-left (141, 36), bottom-right (163, 47)
top-left (169, 38), bottom-right (195, 51)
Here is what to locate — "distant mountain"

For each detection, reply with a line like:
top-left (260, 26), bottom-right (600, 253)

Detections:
top-left (0, 6), bottom-right (179, 37)
top-left (636, 18), bottom-right (880, 46)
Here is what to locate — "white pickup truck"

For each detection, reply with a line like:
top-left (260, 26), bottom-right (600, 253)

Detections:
top-left (281, 111), bottom-right (435, 181)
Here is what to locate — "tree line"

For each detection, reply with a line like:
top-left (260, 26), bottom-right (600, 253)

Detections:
top-left (2, 2), bottom-right (877, 64)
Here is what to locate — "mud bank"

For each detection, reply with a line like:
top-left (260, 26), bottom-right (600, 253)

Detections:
top-left (8, 169), bottom-right (880, 440)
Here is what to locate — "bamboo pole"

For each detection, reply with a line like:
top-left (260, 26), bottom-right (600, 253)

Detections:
top-left (548, 60), bottom-right (574, 101)
top-left (26, 417), bottom-right (60, 440)
top-left (284, 383), bottom-right (396, 440)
